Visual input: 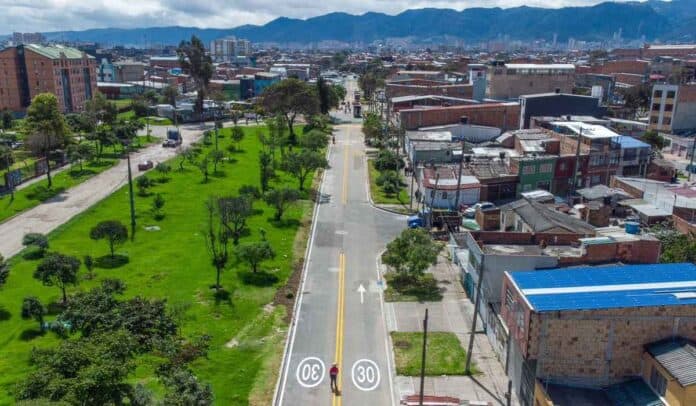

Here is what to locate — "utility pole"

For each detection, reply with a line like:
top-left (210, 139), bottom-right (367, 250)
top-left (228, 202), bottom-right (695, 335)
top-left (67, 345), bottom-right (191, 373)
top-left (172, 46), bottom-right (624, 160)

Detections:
top-left (569, 126), bottom-right (583, 200)
top-left (126, 146), bottom-right (136, 241)
top-left (689, 137), bottom-right (696, 183)
top-left (453, 139), bottom-right (466, 211)
top-left (419, 308), bottom-right (429, 406)
top-left (465, 263), bottom-right (485, 374)
top-left (504, 335), bottom-right (513, 406)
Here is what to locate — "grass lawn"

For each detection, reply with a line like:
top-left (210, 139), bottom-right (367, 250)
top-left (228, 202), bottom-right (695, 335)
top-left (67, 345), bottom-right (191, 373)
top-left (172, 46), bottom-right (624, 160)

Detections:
top-left (0, 159), bottom-right (118, 223)
top-left (0, 125), bottom-right (315, 404)
top-left (390, 332), bottom-right (478, 376)
top-left (367, 159), bottom-right (410, 205)
top-left (111, 98), bottom-right (134, 109)
top-left (384, 273), bottom-right (443, 302)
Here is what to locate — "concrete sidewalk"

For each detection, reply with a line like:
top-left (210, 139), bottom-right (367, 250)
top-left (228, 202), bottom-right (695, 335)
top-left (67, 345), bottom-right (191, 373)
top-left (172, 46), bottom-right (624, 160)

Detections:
top-left (384, 252), bottom-right (519, 406)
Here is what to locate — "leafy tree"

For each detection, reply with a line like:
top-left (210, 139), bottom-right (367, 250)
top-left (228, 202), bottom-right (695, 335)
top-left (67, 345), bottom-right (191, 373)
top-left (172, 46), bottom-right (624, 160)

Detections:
top-left (231, 125), bottom-right (245, 151)
top-left (22, 233), bottom-right (49, 256)
top-left (362, 112), bottom-right (384, 144)
top-left (162, 368), bottom-right (213, 406)
top-left (281, 150), bottom-right (328, 190)
top-left (653, 229), bottom-right (696, 263)
top-left (264, 187), bottom-right (300, 220)
top-left (377, 170), bottom-right (402, 196)
top-left (113, 118), bottom-right (143, 147)
top-left (261, 78), bottom-right (319, 145)
top-left (33, 252), bottom-right (81, 303)
top-left (317, 77), bottom-right (332, 114)
top-left (178, 146), bottom-right (197, 171)
top-left (239, 184), bottom-right (262, 200)
top-left (152, 193), bottom-right (166, 220)
top-left (131, 96), bottom-right (149, 118)
top-left (259, 151), bottom-right (274, 192)
top-left (156, 162), bottom-right (172, 181)
top-left (0, 254), bottom-right (9, 287)
top-left (209, 150), bottom-right (225, 174)
top-left (299, 129), bottom-right (329, 151)
top-left (136, 175), bottom-right (153, 196)
top-left (382, 228), bottom-right (439, 279)
top-left (218, 195), bottom-right (252, 245)
top-left (198, 156), bottom-right (210, 183)
top-left (21, 296), bottom-right (45, 330)
top-left (90, 220), bottom-right (128, 258)
top-left (235, 241), bottom-right (275, 273)
top-left (84, 255), bottom-right (95, 279)
top-left (203, 198), bottom-right (230, 291)
top-left (642, 130), bottom-right (667, 151)
top-left (163, 85), bottom-right (179, 108)
top-left (0, 109), bottom-right (13, 131)
top-left (25, 93), bottom-right (70, 188)
top-left (332, 84), bottom-right (347, 104)
top-left (0, 145), bottom-right (14, 170)
top-left (177, 36), bottom-right (213, 121)
top-left (375, 149), bottom-right (403, 171)
top-left (67, 143), bottom-right (95, 172)
top-left (16, 330), bottom-right (137, 404)
top-left (89, 124), bottom-right (117, 161)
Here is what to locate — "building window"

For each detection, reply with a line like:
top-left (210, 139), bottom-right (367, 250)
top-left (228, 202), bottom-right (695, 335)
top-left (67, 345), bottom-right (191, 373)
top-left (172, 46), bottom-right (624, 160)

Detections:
top-left (442, 191), bottom-right (448, 199)
top-left (666, 90), bottom-right (676, 98)
top-left (522, 165), bottom-right (536, 175)
top-left (664, 103), bottom-right (673, 112)
top-left (654, 90), bottom-right (663, 98)
top-left (505, 288), bottom-right (515, 309)
top-left (559, 162), bottom-right (567, 171)
top-left (539, 163), bottom-right (553, 173)
top-left (652, 103), bottom-right (661, 111)
top-left (430, 190), bottom-right (435, 198)
top-left (664, 117), bottom-right (671, 125)
top-left (649, 366), bottom-right (667, 396)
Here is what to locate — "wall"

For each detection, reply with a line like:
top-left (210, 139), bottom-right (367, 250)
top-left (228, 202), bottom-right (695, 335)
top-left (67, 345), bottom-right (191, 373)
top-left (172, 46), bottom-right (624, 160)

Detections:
top-left (400, 103), bottom-right (520, 131)
top-left (512, 157), bottom-right (556, 195)
top-left (0, 47), bottom-right (23, 111)
top-left (423, 186), bottom-right (480, 209)
top-left (600, 60), bottom-right (649, 75)
top-left (489, 71), bottom-right (575, 100)
top-left (519, 94), bottom-right (604, 129)
top-left (641, 352), bottom-right (696, 406)
top-left (386, 82), bottom-right (473, 99)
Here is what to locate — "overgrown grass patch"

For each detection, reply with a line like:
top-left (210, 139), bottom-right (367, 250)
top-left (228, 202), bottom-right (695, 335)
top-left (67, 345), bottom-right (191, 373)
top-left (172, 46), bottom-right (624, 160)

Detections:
top-left (390, 332), bottom-right (478, 376)
top-left (367, 159), bottom-right (409, 205)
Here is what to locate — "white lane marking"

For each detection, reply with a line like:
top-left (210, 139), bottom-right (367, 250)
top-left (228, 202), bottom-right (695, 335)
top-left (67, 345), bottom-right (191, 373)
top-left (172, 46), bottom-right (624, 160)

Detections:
top-left (295, 357), bottom-right (326, 388)
top-left (358, 284), bottom-right (366, 304)
top-left (351, 359), bottom-right (381, 391)
top-left (376, 251), bottom-right (397, 405)
top-left (274, 142), bottom-right (333, 405)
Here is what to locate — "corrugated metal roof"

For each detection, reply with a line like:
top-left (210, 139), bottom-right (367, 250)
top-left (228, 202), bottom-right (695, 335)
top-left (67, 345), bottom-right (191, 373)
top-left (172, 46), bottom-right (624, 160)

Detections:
top-left (509, 263), bottom-right (696, 312)
top-left (647, 338), bottom-right (696, 387)
top-left (25, 43), bottom-right (91, 60)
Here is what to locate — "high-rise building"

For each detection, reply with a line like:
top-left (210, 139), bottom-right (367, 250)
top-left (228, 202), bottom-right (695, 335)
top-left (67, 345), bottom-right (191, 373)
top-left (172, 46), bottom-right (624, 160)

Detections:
top-left (11, 32), bottom-right (45, 45)
top-left (209, 37), bottom-right (251, 62)
top-left (649, 83), bottom-right (696, 133)
top-left (0, 44), bottom-right (97, 113)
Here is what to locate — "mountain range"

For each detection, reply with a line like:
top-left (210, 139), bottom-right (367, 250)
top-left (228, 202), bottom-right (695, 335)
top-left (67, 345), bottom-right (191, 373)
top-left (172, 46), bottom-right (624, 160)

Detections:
top-left (28, 0), bottom-right (696, 47)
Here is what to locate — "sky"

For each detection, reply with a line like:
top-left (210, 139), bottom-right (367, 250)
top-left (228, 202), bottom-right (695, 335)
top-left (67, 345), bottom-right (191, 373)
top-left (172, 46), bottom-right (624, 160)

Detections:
top-left (1, 0), bottom-right (641, 33)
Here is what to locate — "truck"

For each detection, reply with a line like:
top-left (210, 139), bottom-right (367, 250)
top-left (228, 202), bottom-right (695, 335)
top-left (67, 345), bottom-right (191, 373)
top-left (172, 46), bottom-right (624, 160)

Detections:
top-left (162, 128), bottom-right (182, 148)
top-left (353, 103), bottom-right (362, 118)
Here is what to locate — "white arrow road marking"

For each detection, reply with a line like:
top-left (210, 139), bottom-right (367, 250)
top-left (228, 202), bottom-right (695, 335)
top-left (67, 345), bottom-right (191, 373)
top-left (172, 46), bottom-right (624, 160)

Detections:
top-left (357, 284), bottom-right (366, 304)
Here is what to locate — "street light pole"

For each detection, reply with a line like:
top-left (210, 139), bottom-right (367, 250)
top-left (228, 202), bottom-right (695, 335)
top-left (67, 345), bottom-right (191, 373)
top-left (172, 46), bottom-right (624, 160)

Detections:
top-left (418, 308), bottom-right (429, 406)
top-left (125, 145), bottom-right (136, 241)
top-left (465, 262), bottom-right (485, 374)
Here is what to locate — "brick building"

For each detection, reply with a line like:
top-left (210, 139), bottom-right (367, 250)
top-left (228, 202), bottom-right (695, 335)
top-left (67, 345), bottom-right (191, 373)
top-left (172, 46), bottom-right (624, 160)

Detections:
top-left (385, 79), bottom-right (473, 100)
top-left (0, 44), bottom-right (96, 113)
top-left (648, 83), bottom-right (696, 133)
top-left (500, 263), bottom-right (696, 406)
top-left (399, 102), bottom-right (520, 131)
top-left (488, 63), bottom-right (575, 100)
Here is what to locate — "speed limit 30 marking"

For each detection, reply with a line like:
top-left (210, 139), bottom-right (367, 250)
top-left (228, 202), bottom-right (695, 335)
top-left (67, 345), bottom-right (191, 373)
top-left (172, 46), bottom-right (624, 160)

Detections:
top-left (351, 359), bottom-right (381, 391)
top-left (296, 357), bottom-right (325, 388)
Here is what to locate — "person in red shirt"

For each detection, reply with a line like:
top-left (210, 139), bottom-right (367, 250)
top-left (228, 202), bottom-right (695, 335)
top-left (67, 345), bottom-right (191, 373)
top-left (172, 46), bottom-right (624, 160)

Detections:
top-left (329, 363), bottom-right (339, 393)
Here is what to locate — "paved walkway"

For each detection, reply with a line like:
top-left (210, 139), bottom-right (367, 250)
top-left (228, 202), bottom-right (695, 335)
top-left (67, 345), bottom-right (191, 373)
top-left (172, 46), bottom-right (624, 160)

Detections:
top-left (384, 252), bottom-right (519, 406)
top-left (0, 125), bottom-right (203, 258)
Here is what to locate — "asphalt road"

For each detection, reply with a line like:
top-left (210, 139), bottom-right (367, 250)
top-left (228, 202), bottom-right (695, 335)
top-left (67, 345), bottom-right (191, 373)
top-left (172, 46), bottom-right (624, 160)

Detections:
top-left (0, 124), bottom-right (204, 258)
top-left (276, 123), bottom-right (406, 406)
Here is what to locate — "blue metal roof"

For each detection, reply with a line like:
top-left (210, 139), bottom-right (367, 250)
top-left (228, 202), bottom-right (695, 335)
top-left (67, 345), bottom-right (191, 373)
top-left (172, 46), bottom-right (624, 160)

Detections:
top-left (509, 263), bottom-right (696, 312)
top-left (614, 136), bottom-right (650, 149)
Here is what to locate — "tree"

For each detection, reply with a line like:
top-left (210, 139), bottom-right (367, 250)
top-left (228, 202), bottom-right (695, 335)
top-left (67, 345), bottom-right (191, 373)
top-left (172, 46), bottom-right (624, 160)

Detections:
top-left (163, 85), bottom-right (179, 108)
top-left (218, 195), bottom-right (252, 245)
top-left (33, 252), bottom-right (81, 303)
top-left (67, 142), bottom-right (95, 172)
top-left (90, 220), bottom-right (128, 258)
top-left (178, 146), bottom-right (196, 171)
top-left (209, 150), bottom-right (224, 174)
top-left (377, 170), bottom-right (402, 196)
top-left (162, 368), bottom-right (213, 406)
top-left (136, 175), bottom-right (153, 196)
top-left (197, 156), bottom-right (210, 183)
top-left (21, 296), bottom-right (45, 330)
top-left (22, 233), bottom-right (49, 256)
top-left (0, 145), bottom-right (13, 171)
top-left (84, 92), bottom-right (118, 160)
top-left (261, 78), bottom-right (319, 145)
top-left (299, 129), bottom-right (329, 151)
top-left (156, 162), bottom-right (172, 181)
top-left (177, 36), bottom-right (213, 122)
top-left (375, 149), bottom-right (403, 171)
top-left (84, 254), bottom-right (95, 279)
top-left (25, 93), bottom-right (69, 188)
top-left (362, 112), bottom-right (384, 145)
top-left (259, 151), bottom-right (274, 192)
top-left (113, 118), bottom-right (143, 147)
top-left (383, 229), bottom-right (439, 278)
top-left (642, 130), bottom-right (667, 151)
top-left (152, 193), bottom-right (166, 220)
top-left (281, 150), bottom-right (328, 191)
top-left (131, 96), bottom-right (149, 118)
top-left (203, 198), bottom-right (230, 291)
top-left (238, 184), bottom-right (261, 200)
top-left (236, 241), bottom-right (275, 273)
top-left (231, 125), bottom-right (245, 151)
top-left (317, 77), bottom-right (332, 115)
top-left (0, 109), bottom-right (13, 131)
top-left (0, 254), bottom-right (9, 288)
top-left (264, 187), bottom-right (300, 221)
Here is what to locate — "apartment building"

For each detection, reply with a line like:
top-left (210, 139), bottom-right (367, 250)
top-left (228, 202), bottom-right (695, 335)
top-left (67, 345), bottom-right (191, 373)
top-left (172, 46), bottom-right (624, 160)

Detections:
top-left (0, 44), bottom-right (96, 113)
top-left (209, 37), bottom-right (251, 62)
top-left (488, 63), bottom-right (575, 100)
top-left (648, 83), bottom-right (696, 133)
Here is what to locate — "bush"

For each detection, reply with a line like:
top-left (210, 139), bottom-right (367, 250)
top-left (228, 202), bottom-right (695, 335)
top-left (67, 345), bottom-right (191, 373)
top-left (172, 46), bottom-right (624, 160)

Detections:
top-left (374, 149), bottom-right (403, 171)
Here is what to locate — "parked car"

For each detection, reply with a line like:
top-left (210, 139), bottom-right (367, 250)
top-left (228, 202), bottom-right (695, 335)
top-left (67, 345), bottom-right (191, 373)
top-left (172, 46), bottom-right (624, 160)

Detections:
top-left (463, 202), bottom-right (494, 218)
top-left (162, 139), bottom-right (178, 148)
top-left (138, 160), bottom-right (154, 171)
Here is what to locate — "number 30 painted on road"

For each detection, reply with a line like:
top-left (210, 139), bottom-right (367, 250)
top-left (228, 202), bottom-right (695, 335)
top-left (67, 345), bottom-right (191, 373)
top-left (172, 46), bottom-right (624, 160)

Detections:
top-left (351, 359), bottom-right (381, 391)
top-left (296, 357), bottom-right (325, 388)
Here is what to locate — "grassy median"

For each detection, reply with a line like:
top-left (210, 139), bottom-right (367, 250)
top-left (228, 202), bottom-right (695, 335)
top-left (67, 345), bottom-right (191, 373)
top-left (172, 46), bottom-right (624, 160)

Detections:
top-left (367, 159), bottom-right (409, 205)
top-left (0, 126), bottom-right (315, 404)
top-left (391, 331), bottom-right (478, 376)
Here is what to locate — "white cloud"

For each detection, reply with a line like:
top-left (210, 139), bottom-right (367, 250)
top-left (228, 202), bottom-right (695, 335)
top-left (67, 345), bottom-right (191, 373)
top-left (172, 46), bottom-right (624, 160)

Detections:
top-left (1, 0), bottom-right (639, 33)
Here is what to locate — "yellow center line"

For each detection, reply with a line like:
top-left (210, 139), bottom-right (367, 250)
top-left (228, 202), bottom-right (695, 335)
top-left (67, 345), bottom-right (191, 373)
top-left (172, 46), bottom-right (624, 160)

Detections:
top-left (333, 252), bottom-right (346, 406)
top-left (342, 146), bottom-right (349, 205)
